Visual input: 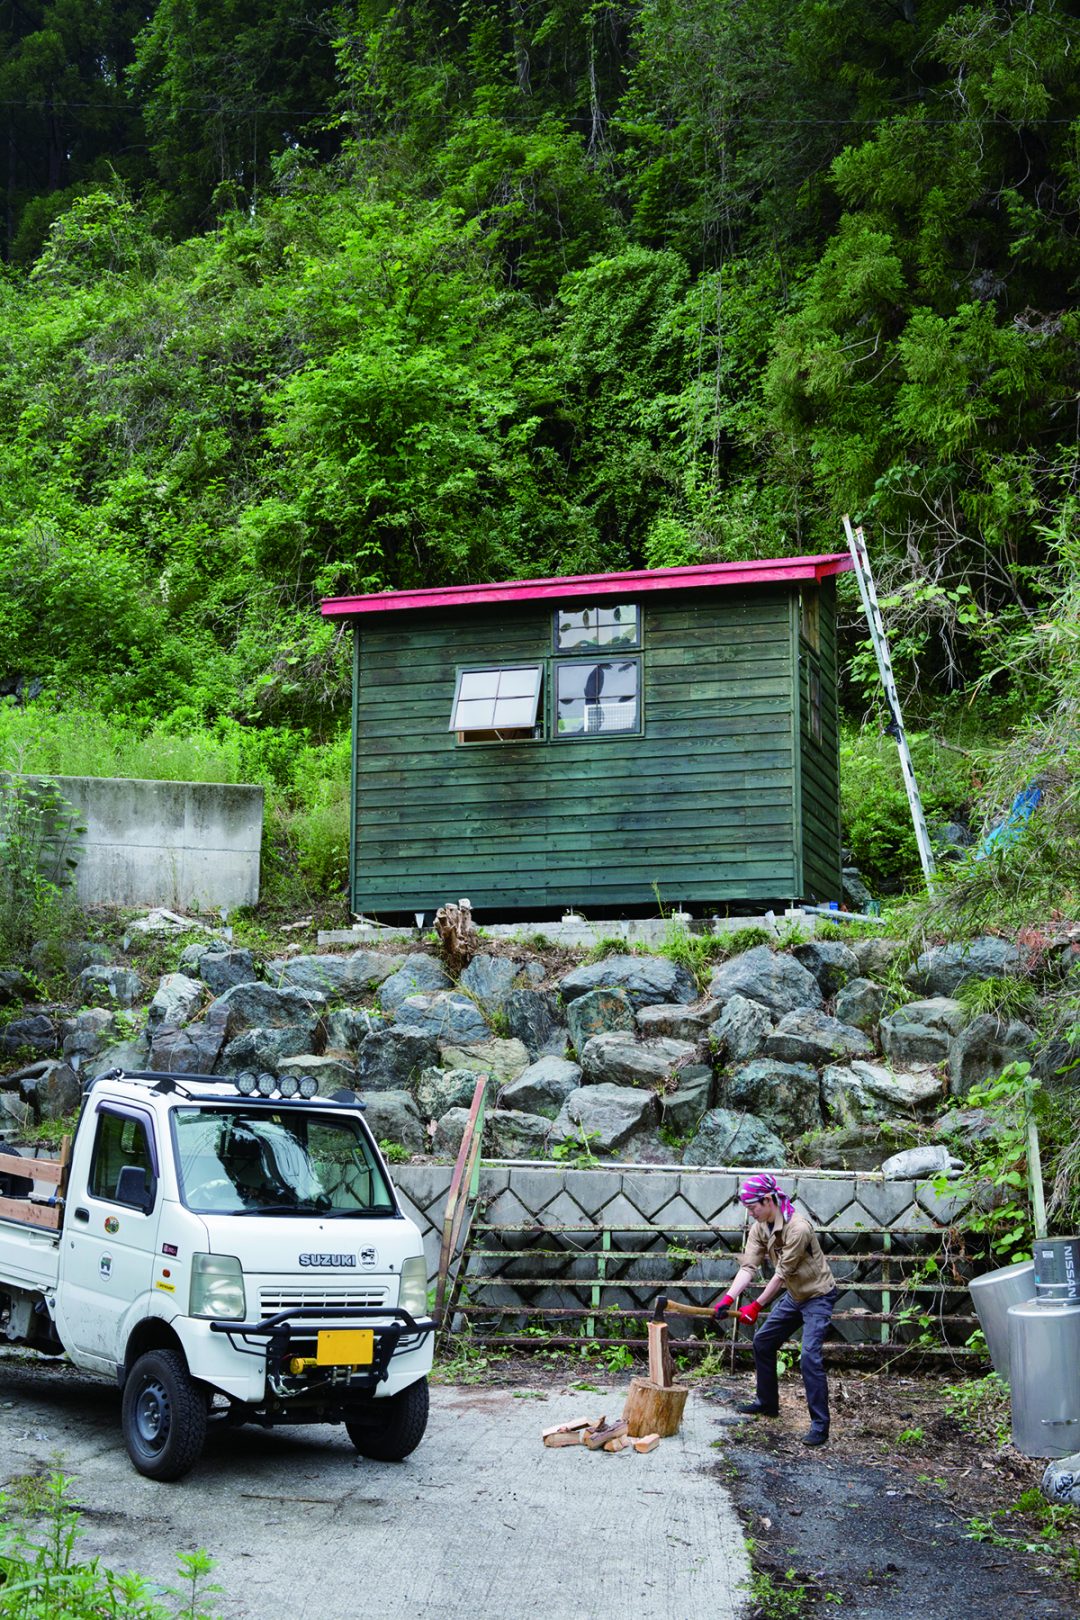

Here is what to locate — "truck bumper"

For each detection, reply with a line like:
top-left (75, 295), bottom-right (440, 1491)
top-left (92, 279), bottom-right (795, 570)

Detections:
top-left (190, 1305), bottom-right (435, 1406)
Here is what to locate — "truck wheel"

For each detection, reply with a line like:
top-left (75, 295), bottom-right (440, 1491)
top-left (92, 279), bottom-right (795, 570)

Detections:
top-left (346, 1377), bottom-right (429, 1461)
top-left (122, 1349), bottom-right (208, 1481)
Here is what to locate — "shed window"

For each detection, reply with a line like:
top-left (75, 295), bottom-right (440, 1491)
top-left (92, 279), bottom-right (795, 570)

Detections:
top-left (555, 659), bottom-right (640, 737)
top-left (555, 603), bottom-right (640, 651)
top-left (450, 665), bottom-right (542, 741)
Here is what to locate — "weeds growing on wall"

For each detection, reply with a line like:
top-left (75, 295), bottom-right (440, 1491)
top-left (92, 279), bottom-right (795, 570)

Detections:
top-left (0, 776), bottom-right (83, 964)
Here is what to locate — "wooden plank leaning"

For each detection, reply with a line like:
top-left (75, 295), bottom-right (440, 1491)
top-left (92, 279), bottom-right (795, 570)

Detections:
top-left (433, 1075), bottom-right (488, 1324)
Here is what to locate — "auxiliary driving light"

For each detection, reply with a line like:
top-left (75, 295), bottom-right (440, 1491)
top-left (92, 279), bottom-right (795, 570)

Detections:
top-left (235, 1071), bottom-right (258, 1095)
top-left (256, 1071), bottom-right (277, 1097)
top-left (277, 1074), bottom-right (299, 1098)
top-left (298, 1075), bottom-right (319, 1099)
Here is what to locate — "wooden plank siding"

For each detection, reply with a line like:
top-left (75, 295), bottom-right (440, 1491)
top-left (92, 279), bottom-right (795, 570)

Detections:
top-left (797, 578), bottom-right (844, 903)
top-left (351, 586), bottom-right (820, 916)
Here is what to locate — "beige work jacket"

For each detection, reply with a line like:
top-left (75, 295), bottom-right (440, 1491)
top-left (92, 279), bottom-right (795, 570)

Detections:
top-left (739, 1211), bottom-right (835, 1304)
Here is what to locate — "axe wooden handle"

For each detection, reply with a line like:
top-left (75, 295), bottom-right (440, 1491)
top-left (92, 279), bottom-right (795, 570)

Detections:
top-left (661, 1298), bottom-right (720, 1322)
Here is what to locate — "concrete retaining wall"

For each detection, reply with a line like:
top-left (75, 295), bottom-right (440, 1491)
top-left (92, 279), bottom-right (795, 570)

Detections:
top-left (34, 775), bottom-right (263, 910)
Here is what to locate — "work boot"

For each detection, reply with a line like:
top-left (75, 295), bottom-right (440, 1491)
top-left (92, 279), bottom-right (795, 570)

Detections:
top-left (801, 1427), bottom-right (829, 1447)
top-left (735, 1400), bottom-right (779, 1417)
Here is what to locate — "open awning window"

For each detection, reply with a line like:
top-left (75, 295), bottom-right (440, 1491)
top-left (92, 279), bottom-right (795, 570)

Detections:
top-left (449, 665), bottom-right (543, 740)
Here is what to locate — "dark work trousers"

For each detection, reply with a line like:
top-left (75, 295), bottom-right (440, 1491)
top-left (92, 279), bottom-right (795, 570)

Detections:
top-left (752, 1286), bottom-right (838, 1433)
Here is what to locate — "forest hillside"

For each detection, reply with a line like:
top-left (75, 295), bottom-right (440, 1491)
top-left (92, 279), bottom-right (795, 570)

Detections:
top-left (1, 0), bottom-right (1078, 909)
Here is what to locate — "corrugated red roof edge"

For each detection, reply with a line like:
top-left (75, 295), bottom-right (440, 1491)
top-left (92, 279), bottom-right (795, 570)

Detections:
top-left (320, 553), bottom-right (853, 617)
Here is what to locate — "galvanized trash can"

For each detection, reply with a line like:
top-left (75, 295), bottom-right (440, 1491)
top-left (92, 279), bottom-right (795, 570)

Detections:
top-left (1008, 1297), bottom-right (1080, 1458)
top-left (1033, 1236), bottom-right (1080, 1305)
top-left (969, 1259), bottom-right (1035, 1381)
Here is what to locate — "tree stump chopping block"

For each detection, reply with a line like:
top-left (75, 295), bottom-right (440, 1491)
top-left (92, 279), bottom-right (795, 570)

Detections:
top-left (622, 1376), bottom-right (688, 1439)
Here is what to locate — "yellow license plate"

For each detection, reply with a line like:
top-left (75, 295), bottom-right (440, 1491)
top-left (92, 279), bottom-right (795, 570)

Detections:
top-left (316, 1329), bottom-right (374, 1366)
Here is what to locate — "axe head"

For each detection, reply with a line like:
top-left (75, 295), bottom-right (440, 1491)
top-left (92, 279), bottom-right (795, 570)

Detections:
top-left (652, 1295), bottom-right (669, 1322)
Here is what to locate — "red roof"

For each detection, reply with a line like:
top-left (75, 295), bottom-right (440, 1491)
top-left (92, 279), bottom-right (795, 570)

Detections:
top-left (321, 554), bottom-right (852, 618)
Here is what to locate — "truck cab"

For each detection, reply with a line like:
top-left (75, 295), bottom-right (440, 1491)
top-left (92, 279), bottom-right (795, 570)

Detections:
top-left (0, 1070), bottom-right (435, 1480)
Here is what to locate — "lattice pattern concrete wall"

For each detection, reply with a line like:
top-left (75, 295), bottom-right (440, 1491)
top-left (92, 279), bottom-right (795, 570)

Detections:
top-left (395, 1161), bottom-right (969, 1344)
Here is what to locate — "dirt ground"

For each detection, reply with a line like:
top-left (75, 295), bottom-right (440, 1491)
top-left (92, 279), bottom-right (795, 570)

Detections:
top-left (444, 1350), bottom-right (1080, 1618)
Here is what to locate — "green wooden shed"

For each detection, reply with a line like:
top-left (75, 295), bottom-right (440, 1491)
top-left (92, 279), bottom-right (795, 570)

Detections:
top-left (321, 555), bottom-right (853, 920)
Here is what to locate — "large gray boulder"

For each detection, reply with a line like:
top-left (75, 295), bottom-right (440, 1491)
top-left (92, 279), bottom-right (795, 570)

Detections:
top-left (209, 982), bottom-right (328, 1038)
top-left (552, 1084), bottom-right (659, 1153)
top-left (821, 1060), bottom-right (944, 1126)
top-left (834, 978), bottom-right (886, 1031)
top-left (503, 988), bottom-right (568, 1059)
top-left (558, 954), bottom-right (697, 1010)
top-left (31, 1061), bottom-right (82, 1120)
top-left (658, 1065), bottom-right (714, 1135)
top-left (148, 972), bottom-right (205, 1029)
top-left (793, 940), bottom-right (860, 997)
top-left (361, 1090), bottom-right (425, 1152)
top-left (709, 994), bottom-right (773, 1064)
top-left (880, 997), bottom-right (964, 1068)
top-left (636, 1002), bottom-right (718, 1042)
top-left (2, 1015), bottom-right (58, 1058)
top-left (220, 1023), bottom-right (320, 1071)
top-left (763, 1009), bottom-right (874, 1067)
top-left (75, 965), bottom-right (142, 1008)
top-left (931, 1106), bottom-right (1006, 1147)
top-left (947, 1015), bottom-right (1036, 1097)
top-left (198, 949), bottom-right (258, 995)
top-left (84, 1034), bottom-right (151, 1082)
top-left (60, 1010), bottom-right (113, 1061)
top-left (580, 1031), bottom-right (697, 1089)
top-left (458, 954), bottom-right (524, 1014)
top-left (414, 1066), bottom-right (481, 1121)
top-left (707, 946), bottom-right (822, 1016)
top-left (852, 937), bottom-right (903, 981)
top-left (438, 1038), bottom-right (530, 1083)
top-left (486, 1110), bottom-right (553, 1158)
top-left (719, 1058), bottom-right (821, 1137)
top-left (0, 967), bottom-right (37, 1004)
top-left (792, 1120), bottom-right (922, 1172)
top-left (904, 937), bottom-right (1023, 997)
top-left (355, 1026), bottom-right (440, 1091)
top-left (269, 951), bottom-right (401, 999)
top-left (149, 1006), bottom-right (229, 1074)
top-left (324, 1007), bottom-right (387, 1051)
top-left (498, 1056), bottom-right (582, 1118)
top-left (682, 1107), bottom-right (787, 1167)
top-left (378, 955), bottom-right (453, 1011)
top-left (566, 988), bottom-right (636, 1055)
top-left (392, 992), bottom-right (489, 1044)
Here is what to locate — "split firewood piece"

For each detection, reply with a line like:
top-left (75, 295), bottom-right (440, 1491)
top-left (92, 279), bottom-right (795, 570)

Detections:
top-left (631, 1433), bottom-right (661, 1454)
top-left (583, 1418), bottom-right (629, 1451)
top-left (647, 1319), bottom-right (675, 1389)
top-left (542, 1417), bottom-right (594, 1448)
top-left (603, 1435), bottom-right (630, 1452)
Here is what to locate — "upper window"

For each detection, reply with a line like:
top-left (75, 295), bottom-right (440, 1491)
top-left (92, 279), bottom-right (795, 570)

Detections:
top-left (89, 1109), bottom-right (156, 1209)
top-left (555, 602), bottom-right (640, 652)
top-left (555, 658), bottom-right (640, 737)
top-left (449, 664), bottom-right (543, 742)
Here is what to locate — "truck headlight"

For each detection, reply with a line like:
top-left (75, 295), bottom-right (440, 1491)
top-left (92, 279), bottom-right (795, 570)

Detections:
top-left (399, 1255), bottom-right (428, 1318)
top-left (190, 1253), bottom-right (246, 1320)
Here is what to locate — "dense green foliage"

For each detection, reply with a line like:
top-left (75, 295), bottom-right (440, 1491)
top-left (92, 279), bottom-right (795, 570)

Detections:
top-left (1, 0), bottom-right (1078, 899)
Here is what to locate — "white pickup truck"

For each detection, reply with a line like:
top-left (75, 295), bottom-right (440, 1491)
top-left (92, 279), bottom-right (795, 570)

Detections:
top-left (0, 1069), bottom-right (435, 1481)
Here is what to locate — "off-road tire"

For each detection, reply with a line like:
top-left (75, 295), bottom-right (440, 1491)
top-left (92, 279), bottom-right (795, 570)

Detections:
top-left (121, 1349), bottom-right (208, 1481)
top-left (346, 1377), bottom-right (429, 1461)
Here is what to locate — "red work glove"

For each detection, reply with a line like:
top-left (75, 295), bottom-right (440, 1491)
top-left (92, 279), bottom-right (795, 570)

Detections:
top-left (737, 1299), bottom-right (762, 1326)
top-left (713, 1293), bottom-right (735, 1318)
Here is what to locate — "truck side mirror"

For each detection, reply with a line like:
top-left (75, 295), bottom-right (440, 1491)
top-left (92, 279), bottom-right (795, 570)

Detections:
top-left (115, 1165), bottom-right (155, 1214)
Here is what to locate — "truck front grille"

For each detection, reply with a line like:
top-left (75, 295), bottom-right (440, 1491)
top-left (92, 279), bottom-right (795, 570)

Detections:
top-left (259, 1286), bottom-right (390, 1314)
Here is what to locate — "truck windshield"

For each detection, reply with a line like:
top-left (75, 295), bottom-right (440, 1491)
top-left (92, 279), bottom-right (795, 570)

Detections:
top-left (172, 1107), bottom-right (396, 1217)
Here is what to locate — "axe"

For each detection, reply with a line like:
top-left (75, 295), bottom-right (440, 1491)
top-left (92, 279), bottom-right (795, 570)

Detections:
top-left (652, 1294), bottom-right (723, 1324)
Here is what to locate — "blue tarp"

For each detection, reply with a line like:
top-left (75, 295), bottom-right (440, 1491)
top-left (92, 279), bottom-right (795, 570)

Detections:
top-left (977, 783), bottom-right (1043, 858)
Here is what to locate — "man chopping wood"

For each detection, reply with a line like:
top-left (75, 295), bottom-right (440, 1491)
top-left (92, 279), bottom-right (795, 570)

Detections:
top-left (714, 1172), bottom-right (838, 1447)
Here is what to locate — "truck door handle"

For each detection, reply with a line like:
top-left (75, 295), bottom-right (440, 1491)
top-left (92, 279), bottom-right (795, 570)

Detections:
top-left (73, 1207), bottom-right (89, 1222)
